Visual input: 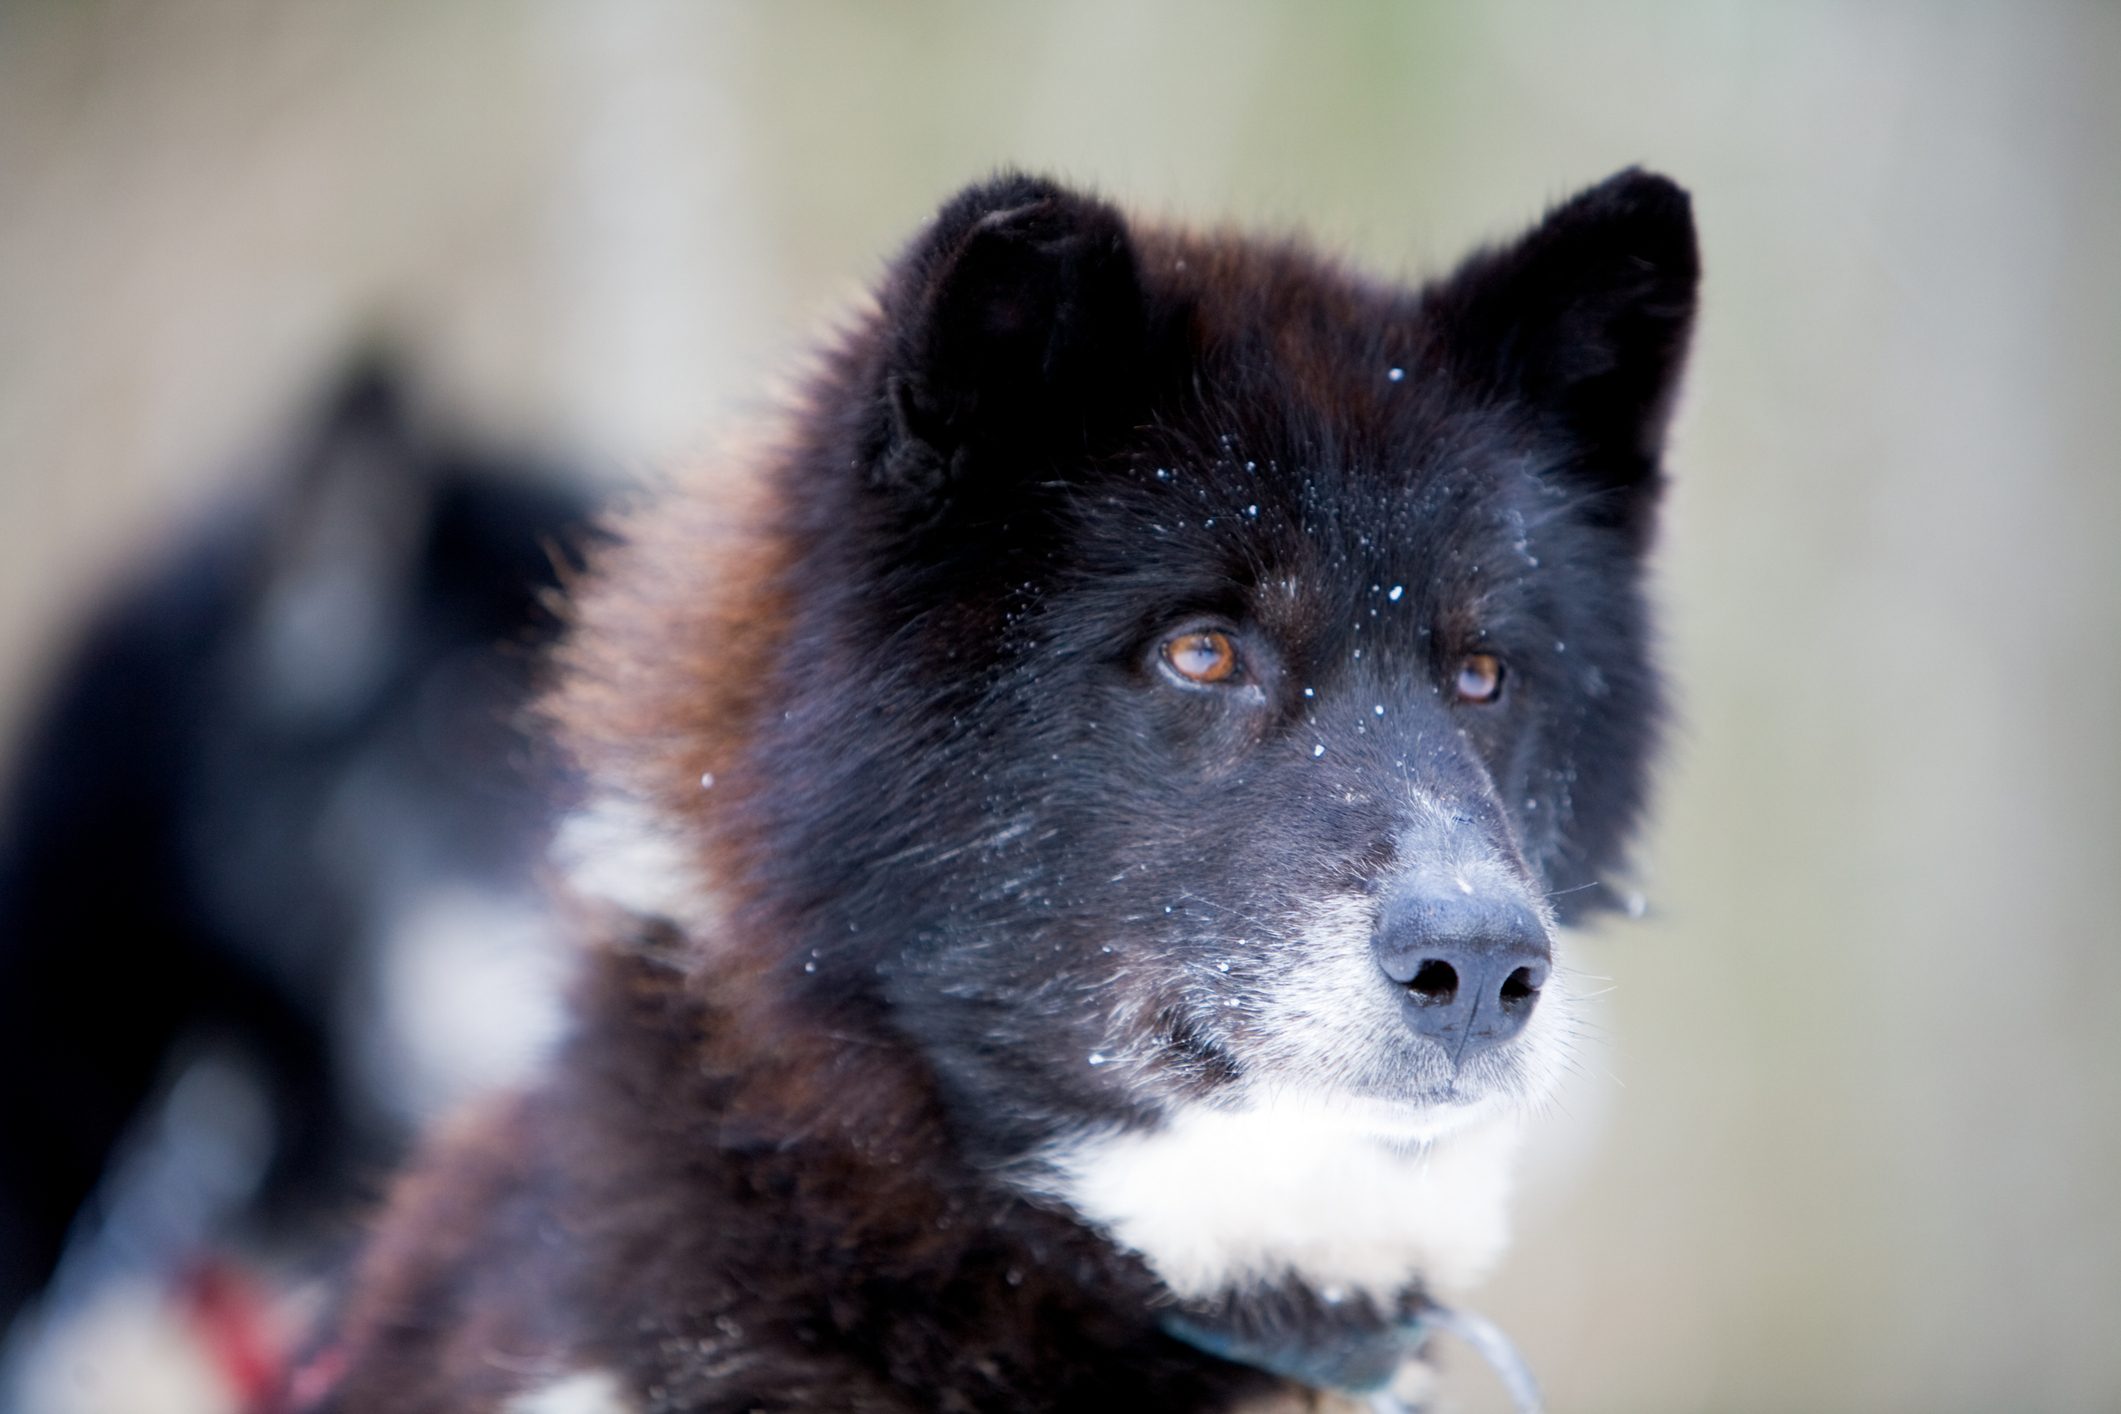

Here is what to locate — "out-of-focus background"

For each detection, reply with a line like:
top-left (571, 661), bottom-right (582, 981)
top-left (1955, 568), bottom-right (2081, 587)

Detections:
top-left (2, 4), bottom-right (2116, 1411)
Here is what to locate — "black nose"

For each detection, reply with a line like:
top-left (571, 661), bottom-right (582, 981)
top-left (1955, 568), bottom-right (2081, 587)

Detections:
top-left (1374, 876), bottom-right (1551, 1063)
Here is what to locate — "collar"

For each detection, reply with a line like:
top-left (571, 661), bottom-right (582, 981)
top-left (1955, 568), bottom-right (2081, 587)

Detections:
top-left (1162, 1297), bottom-right (1544, 1414)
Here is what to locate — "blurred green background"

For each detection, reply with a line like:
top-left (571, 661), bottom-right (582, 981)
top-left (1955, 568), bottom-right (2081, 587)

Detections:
top-left (2, 4), bottom-right (2116, 1409)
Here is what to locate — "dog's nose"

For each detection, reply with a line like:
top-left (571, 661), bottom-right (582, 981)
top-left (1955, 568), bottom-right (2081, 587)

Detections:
top-left (1374, 877), bottom-right (1550, 1062)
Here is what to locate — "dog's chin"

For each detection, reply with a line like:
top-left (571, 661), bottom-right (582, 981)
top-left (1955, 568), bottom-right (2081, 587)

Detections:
top-left (1026, 1079), bottom-right (1532, 1309)
top-left (1288, 1085), bottom-right (1511, 1152)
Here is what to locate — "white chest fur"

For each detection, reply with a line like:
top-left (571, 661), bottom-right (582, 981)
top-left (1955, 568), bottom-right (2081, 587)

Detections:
top-left (1034, 1099), bottom-right (1525, 1303)
top-left (505, 1370), bottom-right (638, 1414)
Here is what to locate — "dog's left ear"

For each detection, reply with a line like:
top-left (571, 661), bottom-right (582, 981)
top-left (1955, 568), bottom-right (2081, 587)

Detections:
top-left (1428, 168), bottom-right (1699, 542)
top-left (869, 173), bottom-right (1151, 502)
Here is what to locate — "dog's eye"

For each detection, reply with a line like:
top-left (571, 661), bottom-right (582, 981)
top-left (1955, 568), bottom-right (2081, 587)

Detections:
top-left (1454, 653), bottom-right (1505, 704)
top-left (1162, 629), bottom-right (1240, 685)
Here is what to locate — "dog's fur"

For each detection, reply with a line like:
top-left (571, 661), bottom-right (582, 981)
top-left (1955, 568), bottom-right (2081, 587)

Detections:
top-left (312, 170), bottom-right (1697, 1412)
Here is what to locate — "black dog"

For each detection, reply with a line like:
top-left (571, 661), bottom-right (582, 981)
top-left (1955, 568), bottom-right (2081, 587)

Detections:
top-left (0, 365), bottom-right (592, 1354)
top-left (313, 170), bottom-right (1697, 1413)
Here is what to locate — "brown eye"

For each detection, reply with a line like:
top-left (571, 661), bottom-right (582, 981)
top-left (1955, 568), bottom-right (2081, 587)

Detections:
top-left (1163, 629), bottom-right (1240, 685)
top-left (1455, 652), bottom-right (1504, 704)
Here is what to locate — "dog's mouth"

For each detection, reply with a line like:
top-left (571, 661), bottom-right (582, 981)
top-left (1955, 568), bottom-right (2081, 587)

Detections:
top-left (1143, 1005), bottom-right (1247, 1097)
top-left (1135, 993), bottom-right (1542, 1137)
top-left (1136, 1020), bottom-right (1519, 1149)
top-left (1303, 1087), bottom-right (1509, 1150)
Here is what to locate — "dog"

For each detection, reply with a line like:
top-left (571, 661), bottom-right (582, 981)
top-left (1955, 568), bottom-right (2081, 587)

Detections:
top-left (306, 168), bottom-right (1698, 1413)
top-left (0, 362), bottom-right (593, 1386)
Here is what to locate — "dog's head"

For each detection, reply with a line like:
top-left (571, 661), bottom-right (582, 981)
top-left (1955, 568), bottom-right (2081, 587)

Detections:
top-left (561, 171), bottom-right (1696, 1309)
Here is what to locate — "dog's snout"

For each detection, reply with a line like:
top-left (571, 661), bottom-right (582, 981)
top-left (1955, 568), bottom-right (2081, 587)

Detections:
top-left (1374, 876), bottom-right (1550, 1062)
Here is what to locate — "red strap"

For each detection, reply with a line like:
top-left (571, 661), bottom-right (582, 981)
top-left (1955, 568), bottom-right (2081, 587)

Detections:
top-left (178, 1260), bottom-right (290, 1413)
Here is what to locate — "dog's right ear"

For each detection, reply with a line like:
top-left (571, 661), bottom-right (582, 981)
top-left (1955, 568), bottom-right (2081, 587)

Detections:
top-left (868, 174), bottom-right (1150, 501)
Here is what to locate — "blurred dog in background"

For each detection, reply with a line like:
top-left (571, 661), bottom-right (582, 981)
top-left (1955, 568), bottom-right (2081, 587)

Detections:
top-left (0, 363), bottom-right (597, 1410)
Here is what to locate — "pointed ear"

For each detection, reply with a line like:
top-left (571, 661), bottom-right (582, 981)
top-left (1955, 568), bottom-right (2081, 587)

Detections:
top-left (870, 173), bottom-right (1150, 499)
top-left (1428, 168), bottom-right (1699, 539)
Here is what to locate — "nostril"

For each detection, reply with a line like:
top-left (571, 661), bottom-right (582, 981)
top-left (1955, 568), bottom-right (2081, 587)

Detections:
top-left (1407, 958), bottom-right (1459, 1005)
top-left (1499, 965), bottom-right (1542, 1007)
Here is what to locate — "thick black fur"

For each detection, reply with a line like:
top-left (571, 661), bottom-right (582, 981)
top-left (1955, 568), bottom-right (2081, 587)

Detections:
top-left (318, 170), bottom-right (1697, 1412)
